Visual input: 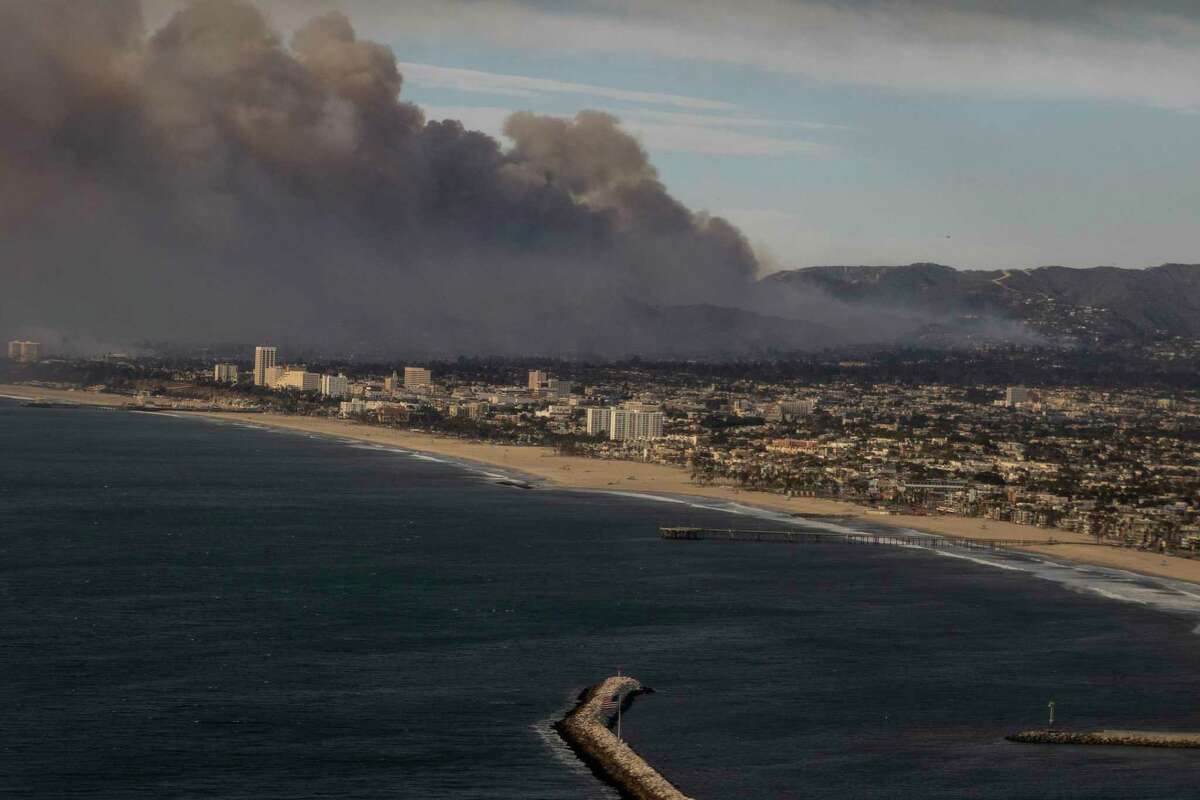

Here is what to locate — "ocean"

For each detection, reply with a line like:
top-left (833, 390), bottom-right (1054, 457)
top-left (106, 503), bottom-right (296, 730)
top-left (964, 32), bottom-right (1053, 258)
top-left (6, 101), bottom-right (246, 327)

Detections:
top-left (5, 399), bottom-right (1200, 799)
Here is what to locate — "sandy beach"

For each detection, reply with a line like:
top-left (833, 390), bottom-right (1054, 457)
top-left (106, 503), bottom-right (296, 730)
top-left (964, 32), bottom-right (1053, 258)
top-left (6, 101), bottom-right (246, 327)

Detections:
top-left (6, 382), bottom-right (1200, 584)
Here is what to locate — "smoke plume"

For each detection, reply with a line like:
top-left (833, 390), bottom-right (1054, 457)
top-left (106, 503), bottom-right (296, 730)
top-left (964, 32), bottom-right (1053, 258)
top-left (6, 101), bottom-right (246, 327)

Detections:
top-left (1, 0), bottom-right (791, 355)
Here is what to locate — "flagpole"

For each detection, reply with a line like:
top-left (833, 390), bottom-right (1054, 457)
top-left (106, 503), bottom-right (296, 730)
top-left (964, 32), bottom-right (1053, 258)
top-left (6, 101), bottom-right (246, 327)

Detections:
top-left (617, 666), bottom-right (622, 741)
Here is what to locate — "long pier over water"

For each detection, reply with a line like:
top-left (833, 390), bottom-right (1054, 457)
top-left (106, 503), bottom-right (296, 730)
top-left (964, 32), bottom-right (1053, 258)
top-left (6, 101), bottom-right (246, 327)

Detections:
top-left (660, 526), bottom-right (1101, 552)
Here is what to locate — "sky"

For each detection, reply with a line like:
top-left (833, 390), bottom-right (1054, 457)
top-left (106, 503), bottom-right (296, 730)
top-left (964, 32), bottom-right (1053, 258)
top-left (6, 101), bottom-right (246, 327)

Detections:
top-left (147, 0), bottom-right (1200, 272)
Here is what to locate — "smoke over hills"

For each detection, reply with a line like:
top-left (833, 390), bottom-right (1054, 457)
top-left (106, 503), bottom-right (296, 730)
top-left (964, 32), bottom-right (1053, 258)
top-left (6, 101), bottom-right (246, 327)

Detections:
top-left (30, 0), bottom-right (1188, 357)
top-left (1, 0), bottom-right (774, 356)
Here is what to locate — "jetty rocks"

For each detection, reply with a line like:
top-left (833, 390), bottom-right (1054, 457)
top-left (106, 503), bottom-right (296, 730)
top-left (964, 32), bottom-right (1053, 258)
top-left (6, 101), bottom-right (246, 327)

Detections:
top-left (556, 676), bottom-right (696, 800)
top-left (1008, 729), bottom-right (1200, 749)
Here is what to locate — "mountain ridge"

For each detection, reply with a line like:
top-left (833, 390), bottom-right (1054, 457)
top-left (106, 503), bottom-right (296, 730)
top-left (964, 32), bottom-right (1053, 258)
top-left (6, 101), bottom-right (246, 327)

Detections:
top-left (762, 263), bottom-right (1200, 342)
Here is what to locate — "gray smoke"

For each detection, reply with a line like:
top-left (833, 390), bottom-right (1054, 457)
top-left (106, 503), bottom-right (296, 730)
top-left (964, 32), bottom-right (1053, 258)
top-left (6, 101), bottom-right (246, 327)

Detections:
top-left (0, 0), bottom-right (779, 355)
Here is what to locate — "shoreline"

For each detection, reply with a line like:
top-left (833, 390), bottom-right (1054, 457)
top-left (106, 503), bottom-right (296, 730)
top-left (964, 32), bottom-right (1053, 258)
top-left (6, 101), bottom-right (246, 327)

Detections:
top-left (6, 383), bottom-right (1200, 586)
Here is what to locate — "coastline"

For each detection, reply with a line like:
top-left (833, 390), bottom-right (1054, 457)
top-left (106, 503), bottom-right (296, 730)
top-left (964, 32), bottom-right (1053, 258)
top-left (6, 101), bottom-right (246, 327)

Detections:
top-left (6, 383), bottom-right (1200, 586)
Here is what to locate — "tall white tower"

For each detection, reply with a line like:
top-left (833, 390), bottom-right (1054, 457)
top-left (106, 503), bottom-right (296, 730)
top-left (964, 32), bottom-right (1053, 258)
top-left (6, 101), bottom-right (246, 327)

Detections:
top-left (254, 346), bottom-right (277, 386)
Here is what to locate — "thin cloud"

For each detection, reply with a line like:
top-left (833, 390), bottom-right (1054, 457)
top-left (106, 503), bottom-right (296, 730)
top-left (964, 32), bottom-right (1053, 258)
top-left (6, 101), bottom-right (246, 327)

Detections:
top-left (367, 1), bottom-right (1200, 112)
top-left (421, 104), bottom-right (831, 157)
top-left (625, 120), bottom-right (829, 156)
top-left (397, 61), bottom-right (736, 111)
top-left (612, 107), bottom-right (852, 132)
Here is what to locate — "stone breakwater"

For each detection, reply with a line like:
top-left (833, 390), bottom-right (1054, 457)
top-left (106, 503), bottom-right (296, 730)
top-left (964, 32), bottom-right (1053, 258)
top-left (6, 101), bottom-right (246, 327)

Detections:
top-left (1008, 729), bottom-right (1200, 749)
top-left (556, 676), bottom-right (696, 800)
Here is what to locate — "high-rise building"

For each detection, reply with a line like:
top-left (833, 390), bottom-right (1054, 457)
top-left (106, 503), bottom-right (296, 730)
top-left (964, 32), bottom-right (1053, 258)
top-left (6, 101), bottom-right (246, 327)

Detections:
top-left (600, 406), bottom-right (664, 441)
top-left (254, 346), bottom-right (277, 386)
top-left (404, 366), bottom-right (432, 387)
top-left (1006, 386), bottom-right (1029, 407)
top-left (585, 407), bottom-right (611, 436)
top-left (213, 363), bottom-right (239, 383)
top-left (609, 408), bottom-right (633, 441)
top-left (633, 410), bottom-right (664, 440)
top-left (7, 341), bottom-right (21, 360)
top-left (528, 370), bottom-right (547, 391)
top-left (384, 370), bottom-right (400, 394)
top-left (320, 374), bottom-right (349, 399)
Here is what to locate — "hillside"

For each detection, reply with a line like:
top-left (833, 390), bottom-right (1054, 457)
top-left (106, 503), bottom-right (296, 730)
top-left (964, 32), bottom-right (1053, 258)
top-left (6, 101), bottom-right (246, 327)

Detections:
top-left (762, 263), bottom-right (1200, 343)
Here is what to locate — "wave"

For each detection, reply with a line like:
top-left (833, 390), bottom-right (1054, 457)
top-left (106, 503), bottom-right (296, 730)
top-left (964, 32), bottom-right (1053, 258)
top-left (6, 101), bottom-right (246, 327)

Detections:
top-left (531, 693), bottom-right (616, 793)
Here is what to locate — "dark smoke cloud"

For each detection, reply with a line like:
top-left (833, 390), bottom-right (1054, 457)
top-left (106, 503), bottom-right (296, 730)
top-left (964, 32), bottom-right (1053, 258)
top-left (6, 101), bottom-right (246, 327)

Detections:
top-left (0, 0), bottom-right (774, 355)
top-left (1, 0), bottom-right (1005, 357)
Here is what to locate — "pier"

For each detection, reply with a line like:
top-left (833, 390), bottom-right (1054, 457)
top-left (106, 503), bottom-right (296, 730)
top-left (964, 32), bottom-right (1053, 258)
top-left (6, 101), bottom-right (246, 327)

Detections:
top-left (556, 676), bottom-right (695, 800)
top-left (1008, 729), bottom-right (1200, 749)
top-left (660, 526), bottom-right (1098, 552)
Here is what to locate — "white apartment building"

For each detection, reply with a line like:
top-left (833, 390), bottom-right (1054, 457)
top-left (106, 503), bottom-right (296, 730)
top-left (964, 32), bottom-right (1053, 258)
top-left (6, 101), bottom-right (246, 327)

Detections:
top-left (253, 346), bottom-right (277, 386)
top-left (213, 363), bottom-right (239, 383)
top-left (320, 373), bottom-right (349, 399)
top-left (404, 366), bottom-right (432, 387)
top-left (609, 409), bottom-right (635, 441)
top-left (7, 341), bottom-right (21, 360)
top-left (585, 407), bottom-right (611, 436)
top-left (591, 406), bottom-right (665, 441)
top-left (632, 410), bottom-right (665, 440)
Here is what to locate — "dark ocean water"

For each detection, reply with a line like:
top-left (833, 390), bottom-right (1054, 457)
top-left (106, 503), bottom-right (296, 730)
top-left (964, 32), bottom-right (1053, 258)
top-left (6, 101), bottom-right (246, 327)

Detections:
top-left (5, 400), bottom-right (1200, 799)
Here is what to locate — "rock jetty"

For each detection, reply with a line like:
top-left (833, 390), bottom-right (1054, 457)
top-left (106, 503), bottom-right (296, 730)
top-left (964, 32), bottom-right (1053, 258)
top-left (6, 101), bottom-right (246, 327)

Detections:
top-left (1008, 729), bottom-right (1200, 748)
top-left (556, 676), bottom-right (696, 800)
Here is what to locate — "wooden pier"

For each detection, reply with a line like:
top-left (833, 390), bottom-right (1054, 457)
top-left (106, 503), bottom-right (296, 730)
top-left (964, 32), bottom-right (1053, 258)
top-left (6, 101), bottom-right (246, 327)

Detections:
top-left (660, 526), bottom-right (1095, 552)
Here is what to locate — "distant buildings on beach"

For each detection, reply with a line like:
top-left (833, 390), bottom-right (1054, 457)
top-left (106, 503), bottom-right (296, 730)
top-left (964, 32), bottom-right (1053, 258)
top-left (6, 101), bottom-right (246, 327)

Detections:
top-left (586, 405), bottom-right (665, 442)
top-left (7, 340), bottom-right (40, 362)
top-left (19, 343), bottom-right (1200, 555)
top-left (249, 344), bottom-right (350, 398)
